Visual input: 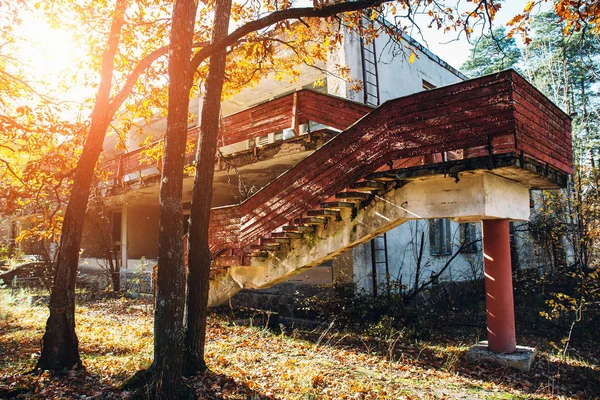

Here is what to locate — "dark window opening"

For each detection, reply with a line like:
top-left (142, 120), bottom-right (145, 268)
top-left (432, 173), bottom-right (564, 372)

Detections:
top-left (422, 79), bottom-right (436, 90)
top-left (429, 218), bottom-right (452, 256)
top-left (459, 223), bottom-right (479, 253)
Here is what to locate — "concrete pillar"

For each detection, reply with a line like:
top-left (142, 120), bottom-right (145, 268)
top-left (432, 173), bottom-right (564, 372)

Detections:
top-left (121, 203), bottom-right (128, 271)
top-left (482, 219), bottom-right (516, 353)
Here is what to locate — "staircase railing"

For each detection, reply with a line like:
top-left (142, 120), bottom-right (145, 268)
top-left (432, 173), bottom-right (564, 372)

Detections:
top-left (207, 70), bottom-right (572, 262)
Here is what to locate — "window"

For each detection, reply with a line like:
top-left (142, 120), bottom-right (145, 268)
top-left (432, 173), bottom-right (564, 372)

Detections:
top-left (429, 219), bottom-right (452, 256)
top-left (422, 79), bottom-right (436, 90)
top-left (459, 223), bottom-right (479, 253)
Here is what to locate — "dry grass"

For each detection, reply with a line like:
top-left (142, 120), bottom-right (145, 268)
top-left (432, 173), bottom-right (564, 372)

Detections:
top-left (0, 288), bottom-right (598, 399)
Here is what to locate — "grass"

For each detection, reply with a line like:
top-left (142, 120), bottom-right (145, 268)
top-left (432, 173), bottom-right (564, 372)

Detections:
top-left (0, 288), bottom-right (598, 399)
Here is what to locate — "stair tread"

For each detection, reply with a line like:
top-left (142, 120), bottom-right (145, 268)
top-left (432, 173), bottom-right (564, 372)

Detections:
top-left (306, 209), bottom-right (341, 218)
top-left (271, 231), bottom-right (303, 239)
top-left (294, 217), bottom-right (327, 225)
top-left (350, 181), bottom-right (385, 191)
top-left (283, 225), bottom-right (315, 232)
top-left (321, 201), bottom-right (356, 209)
top-left (336, 191), bottom-right (371, 200)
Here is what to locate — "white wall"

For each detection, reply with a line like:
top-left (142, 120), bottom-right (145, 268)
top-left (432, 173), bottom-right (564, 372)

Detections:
top-left (335, 22), bottom-right (479, 293)
top-left (339, 23), bottom-right (464, 103)
top-left (354, 221), bottom-right (483, 294)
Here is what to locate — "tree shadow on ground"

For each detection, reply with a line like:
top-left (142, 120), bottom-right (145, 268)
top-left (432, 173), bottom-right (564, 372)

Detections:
top-left (0, 368), bottom-right (121, 400)
top-left (187, 369), bottom-right (270, 399)
top-left (281, 322), bottom-right (599, 399)
top-left (0, 358), bottom-right (268, 400)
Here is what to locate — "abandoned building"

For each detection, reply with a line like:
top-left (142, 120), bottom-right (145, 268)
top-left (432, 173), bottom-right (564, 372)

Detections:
top-left (2, 19), bottom-right (572, 366)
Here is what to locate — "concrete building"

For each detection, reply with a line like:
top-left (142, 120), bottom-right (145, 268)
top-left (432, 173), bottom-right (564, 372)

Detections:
top-left (89, 20), bottom-right (480, 288)
top-left (1, 18), bottom-right (573, 363)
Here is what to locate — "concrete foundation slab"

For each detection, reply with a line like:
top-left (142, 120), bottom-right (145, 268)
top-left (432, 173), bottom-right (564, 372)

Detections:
top-left (465, 341), bottom-right (536, 372)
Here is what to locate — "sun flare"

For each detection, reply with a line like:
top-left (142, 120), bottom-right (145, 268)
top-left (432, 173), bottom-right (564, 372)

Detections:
top-left (12, 14), bottom-right (93, 103)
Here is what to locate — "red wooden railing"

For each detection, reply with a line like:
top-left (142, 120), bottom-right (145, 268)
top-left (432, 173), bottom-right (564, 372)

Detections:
top-left (207, 70), bottom-right (572, 259)
top-left (100, 90), bottom-right (372, 184)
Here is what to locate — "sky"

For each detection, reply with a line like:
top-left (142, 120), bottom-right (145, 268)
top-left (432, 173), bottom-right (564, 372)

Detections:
top-left (9, 0), bottom-right (552, 107)
top-left (408, 1), bottom-right (552, 70)
top-left (10, 11), bottom-right (94, 110)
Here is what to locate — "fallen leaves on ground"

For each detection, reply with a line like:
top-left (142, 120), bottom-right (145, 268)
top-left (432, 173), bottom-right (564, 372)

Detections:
top-left (0, 289), bottom-right (598, 399)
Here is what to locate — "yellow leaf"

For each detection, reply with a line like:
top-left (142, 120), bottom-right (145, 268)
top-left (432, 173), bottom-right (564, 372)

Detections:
top-left (409, 51), bottom-right (415, 63)
top-left (524, 1), bottom-right (535, 13)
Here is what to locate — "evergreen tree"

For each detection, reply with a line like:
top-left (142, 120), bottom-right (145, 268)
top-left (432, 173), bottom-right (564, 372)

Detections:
top-left (461, 27), bottom-right (521, 78)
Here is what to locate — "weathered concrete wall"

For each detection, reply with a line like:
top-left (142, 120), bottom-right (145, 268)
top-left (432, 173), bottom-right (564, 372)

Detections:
top-left (333, 250), bottom-right (354, 284)
top-left (284, 263), bottom-right (333, 285)
top-left (352, 172), bottom-right (530, 294)
top-left (354, 220), bottom-right (484, 295)
top-left (340, 24), bottom-right (464, 103)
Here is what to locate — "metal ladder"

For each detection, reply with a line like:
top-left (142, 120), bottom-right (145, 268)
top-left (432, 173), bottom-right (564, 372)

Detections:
top-left (360, 17), bottom-right (380, 107)
top-left (370, 233), bottom-right (390, 297)
top-left (362, 16), bottom-right (386, 296)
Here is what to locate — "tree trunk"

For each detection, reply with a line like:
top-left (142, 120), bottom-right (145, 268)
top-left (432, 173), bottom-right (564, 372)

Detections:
top-left (111, 271), bottom-right (121, 292)
top-left (183, 0), bottom-right (232, 376)
top-left (150, 0), bottom-right (198, 397)
top-left (36, 0), bottom-right (126, 371)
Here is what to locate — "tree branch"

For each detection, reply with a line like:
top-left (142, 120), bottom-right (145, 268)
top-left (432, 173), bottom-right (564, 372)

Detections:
top-left (404, 238), bottom-right (482, 302)
top-left (109, 41), bottom-right (208, 116)
top-left (190, 0), bottom-right (393, 73)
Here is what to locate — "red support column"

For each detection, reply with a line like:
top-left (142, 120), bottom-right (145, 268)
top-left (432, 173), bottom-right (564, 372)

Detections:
top-left (482, 219), bottom-right (517, 353)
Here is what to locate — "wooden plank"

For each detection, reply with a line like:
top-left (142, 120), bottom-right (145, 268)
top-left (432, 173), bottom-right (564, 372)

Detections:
top-left (512, 90), bottom-right (571, 148)
top-left (514, 119), bottom-right (572, 168)
top-left (165, 72), bottom-right (571, 257)
top-left (510, 70), bottom-right (571, 132)
top-left (238, 114), bottom-right (516, 242)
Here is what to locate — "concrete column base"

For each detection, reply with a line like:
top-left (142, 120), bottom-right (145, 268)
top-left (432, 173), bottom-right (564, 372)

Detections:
top-left (465, 341), bottom-right (537, 372)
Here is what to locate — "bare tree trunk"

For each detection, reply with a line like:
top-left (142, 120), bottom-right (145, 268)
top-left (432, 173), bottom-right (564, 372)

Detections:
top-left (8, 221), bottom-right (17, 258)
top-left (150, 0), bottom-right (198, 397)
top-left (184, 0), bottom-right (232, 376)
top-left (36, 0), bottom-right (126, 371)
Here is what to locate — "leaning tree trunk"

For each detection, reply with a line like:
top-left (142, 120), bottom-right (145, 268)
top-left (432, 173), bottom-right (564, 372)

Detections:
top-left (36, 0), bottom-right (126, 371)
top-left (183, 0), bottom-right (232, 376)
top-left (149, 0), bottom-right (198, 397)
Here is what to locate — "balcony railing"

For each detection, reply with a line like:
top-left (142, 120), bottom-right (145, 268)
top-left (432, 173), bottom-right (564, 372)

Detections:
top-left (100, 90), bottom-right (373, 184)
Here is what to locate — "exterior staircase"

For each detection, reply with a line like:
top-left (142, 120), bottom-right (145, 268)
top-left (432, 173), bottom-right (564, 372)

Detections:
top-left (100, 70), bottom-right (572, 307)
top-left (206, 70), bottom-right (572, 306)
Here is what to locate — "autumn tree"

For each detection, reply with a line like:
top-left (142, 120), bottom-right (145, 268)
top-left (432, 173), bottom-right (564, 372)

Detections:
top-left (35, 0), bottom-right (176, 371)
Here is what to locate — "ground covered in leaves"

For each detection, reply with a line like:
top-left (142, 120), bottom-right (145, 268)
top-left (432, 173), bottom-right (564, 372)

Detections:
top-left (0, 289), bottom-right (598, 399)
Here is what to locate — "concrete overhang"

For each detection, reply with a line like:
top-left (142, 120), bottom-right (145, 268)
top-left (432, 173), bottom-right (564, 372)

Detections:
top-left (101, 130), bottom-right (337, 207)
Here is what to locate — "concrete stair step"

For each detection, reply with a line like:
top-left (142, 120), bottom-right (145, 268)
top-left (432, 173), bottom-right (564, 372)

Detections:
top-left (271, 231), bottom-right (304, 239)
top-left (336, 191), bottom-right (371, 200)
top-left (320, 201), bottom-right (355, 209)
top-left (349, 181), bottom-right (386, 191)
top-left (306, 209), bottom-right (341, 219)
